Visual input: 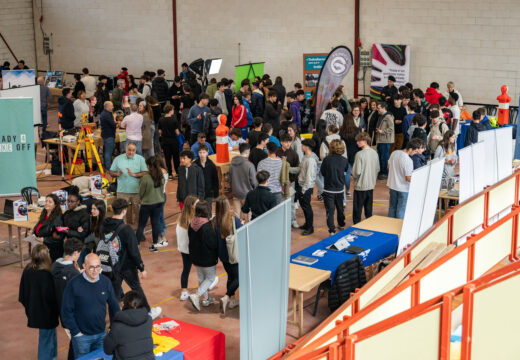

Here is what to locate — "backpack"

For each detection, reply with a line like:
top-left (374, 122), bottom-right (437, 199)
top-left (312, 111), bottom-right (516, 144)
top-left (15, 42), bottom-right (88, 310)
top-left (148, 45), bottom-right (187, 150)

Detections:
top-left (96, 223), bottom-right (125, 274)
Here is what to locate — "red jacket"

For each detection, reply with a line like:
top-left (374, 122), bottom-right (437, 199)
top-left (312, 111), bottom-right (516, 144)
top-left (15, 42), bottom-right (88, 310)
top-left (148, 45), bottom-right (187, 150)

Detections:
top-left (117, 70), bottom-right (129, 92)
top-left (232, 105), bottom-right (247, 128)
top-left (424, 87), bottom-right (443, 104)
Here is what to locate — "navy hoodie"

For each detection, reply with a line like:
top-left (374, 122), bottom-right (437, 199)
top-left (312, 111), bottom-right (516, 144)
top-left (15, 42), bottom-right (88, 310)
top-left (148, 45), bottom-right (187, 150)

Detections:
top-left (58, 96), bottom-right (75, 130)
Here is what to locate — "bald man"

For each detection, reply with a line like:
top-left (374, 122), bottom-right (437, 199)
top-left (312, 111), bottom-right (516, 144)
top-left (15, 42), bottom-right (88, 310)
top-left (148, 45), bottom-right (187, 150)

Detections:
top-left (38, 76), bottom-right (52, 132)
top-left (100, 101), bottom-right (117, 169)
top-left (61, 253), bottom-right (120, 359)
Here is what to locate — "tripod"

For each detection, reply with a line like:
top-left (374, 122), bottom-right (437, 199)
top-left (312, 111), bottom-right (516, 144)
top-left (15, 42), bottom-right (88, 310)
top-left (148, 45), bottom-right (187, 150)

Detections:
top-left (69, 113), bottom-right (105, 180)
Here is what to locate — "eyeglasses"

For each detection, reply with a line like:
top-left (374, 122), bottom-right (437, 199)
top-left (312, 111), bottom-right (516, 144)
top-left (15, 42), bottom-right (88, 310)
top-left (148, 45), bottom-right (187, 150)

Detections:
top-left (88, 265), bottom-right (101, 271)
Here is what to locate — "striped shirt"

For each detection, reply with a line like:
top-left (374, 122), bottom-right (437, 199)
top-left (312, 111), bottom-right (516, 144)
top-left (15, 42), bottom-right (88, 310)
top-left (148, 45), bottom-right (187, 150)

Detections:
top-left (257, 157), bottom-right (282, 194)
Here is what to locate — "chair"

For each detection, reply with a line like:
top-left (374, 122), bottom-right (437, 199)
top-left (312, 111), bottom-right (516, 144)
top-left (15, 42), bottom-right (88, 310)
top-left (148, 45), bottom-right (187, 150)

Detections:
top-left (21, 187), bottom-right (40, 205)
top-left (312, 280), bottom-right (331, 316)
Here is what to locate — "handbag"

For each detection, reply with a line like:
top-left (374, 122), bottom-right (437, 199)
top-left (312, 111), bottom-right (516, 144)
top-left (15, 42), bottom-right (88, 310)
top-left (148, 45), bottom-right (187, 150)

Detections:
top-left (225, 218), bottom-right (239, 264)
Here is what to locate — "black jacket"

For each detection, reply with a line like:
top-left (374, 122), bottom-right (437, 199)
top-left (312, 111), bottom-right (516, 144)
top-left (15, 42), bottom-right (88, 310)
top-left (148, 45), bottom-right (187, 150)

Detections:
top-left (63, 205), bottom-right (90, 242)
top-left (58, 96), bottom-right (75, 130)
top-left (103, 308), bottom-right (154, 360)
top-left (176, 163), bottom-right (205, 202)
top-left (464, 122), bottom-right (487, 147)
top-left (33, 214), bottom-right (65, 262)
top-left (242, 185), bottom-right (277, 220)
top-left (412, 127), bottom-right (430, 158)
top-left (328, 256), bottom-right (366, 312)
top-left (272, 83), bottom-right (286, 107)
top-left (103, 217), bottom-right (145, 272)
top-left (195, 158), bottom-right (220, 198)
top-left (151, 77), bottom-right (169, 103)
top-left (19, 266), bottom-right (59, 329)
top-left (341, 131), bottom-right (361, 166)
top-left (188, 220), bottom-right (218, 267)
top-left (51, 259), bottom-right (80, 317)
top-left (382, 85), bottom-right (398, 102)
top-left (224, 89), bottom-right (234, 120)
top-left (264, 101), bottom-right (282, 133)
top-left (321, 154), bottom-right (349, 192)
top-left (203, 107), bottom-right (222, 145)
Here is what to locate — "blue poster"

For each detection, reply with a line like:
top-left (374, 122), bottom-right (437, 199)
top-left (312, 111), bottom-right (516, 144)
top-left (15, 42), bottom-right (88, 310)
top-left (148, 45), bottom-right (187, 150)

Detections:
top-left (0, 98), bottom-right (37, 195)
top-left (304, 55), bottom-right (327, 70)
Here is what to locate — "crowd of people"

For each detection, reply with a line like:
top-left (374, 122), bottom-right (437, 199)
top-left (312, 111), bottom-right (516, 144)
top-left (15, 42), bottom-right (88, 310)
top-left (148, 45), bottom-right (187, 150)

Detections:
top-left (18, 60), bottom-right (492, 359)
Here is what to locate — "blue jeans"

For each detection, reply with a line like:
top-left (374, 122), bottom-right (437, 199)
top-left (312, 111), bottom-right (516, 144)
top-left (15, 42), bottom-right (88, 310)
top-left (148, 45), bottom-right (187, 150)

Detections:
top-left (38, 328), bottom-right (57, 360)
top-left (344, 161), bottom-right (353, 196)
top-left (377, 143), bottom-right (391, 176)
top-left (41, 106), bottom-right (48, 133)
top-left (123, 140), bottom-right (142, 155)
top-left (103, 137), bottom-right (115, 172)
top-left (159, 193), bottom-right (166, 236)
top-left (71, 331), bottom-right (106, 359)
top-left (388, 189), bottom-right (408, 219)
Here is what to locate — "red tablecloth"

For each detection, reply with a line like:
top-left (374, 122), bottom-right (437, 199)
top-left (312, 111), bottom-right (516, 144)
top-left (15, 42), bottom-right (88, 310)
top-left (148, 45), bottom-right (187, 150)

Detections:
top-left (155, 317), bottom-right (225, 360)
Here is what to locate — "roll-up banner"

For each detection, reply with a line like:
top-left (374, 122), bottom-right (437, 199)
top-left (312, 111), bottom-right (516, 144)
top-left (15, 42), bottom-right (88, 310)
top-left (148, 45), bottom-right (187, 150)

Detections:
top-left (315, 46), bottom-right (353, 123)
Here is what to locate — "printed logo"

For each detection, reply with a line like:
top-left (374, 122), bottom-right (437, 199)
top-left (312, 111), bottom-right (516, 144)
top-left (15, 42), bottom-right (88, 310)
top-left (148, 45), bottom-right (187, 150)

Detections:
top-left (330, 56), bottom-right (348, 75)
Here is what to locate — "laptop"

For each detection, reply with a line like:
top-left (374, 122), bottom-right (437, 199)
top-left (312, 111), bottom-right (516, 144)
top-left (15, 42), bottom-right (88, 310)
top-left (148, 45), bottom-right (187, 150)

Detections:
top-left (0, 199), bottom-right (14, 220)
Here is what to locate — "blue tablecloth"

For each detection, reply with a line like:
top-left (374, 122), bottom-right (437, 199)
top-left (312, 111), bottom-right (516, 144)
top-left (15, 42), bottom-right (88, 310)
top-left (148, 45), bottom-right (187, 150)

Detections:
top-left (77, 347), bottom-right (184, 360)
top-left (457, 122), bottom-right (471, 152)
top-left (290, 227), bottom-right (399, 282)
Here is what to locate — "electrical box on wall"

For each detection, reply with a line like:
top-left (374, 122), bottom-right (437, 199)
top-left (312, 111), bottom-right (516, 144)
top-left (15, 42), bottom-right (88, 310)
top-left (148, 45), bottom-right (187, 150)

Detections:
top-left (360, 48), bottom-right (371, 68)
top-left (43, 34), bottom-right (53, 55)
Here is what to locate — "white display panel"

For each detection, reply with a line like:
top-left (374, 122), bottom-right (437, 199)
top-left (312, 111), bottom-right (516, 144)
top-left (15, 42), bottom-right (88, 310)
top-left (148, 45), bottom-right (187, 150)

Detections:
top-left (495, 127), bottom-right (513, 181)
top-left (0, 85), bottom-right (41, 125)
top-left (478, 130), bottom-right (498, 186)
top-left (458, 146), bottom-right (474, 203)
top-left (471, 141), bottom-right (487, 195)
top-left (419, 158), bottom-right (444, 235)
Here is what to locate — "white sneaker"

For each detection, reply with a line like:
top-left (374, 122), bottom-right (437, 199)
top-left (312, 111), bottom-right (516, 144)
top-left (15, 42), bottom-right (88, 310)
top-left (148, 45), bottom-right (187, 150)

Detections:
top-left (180, 291), bottom-right (190, 301)
top-left (229, 298), bottom-right (239, 309)
top-left (208, 276), bottom-right (219, 290)
top-left (189, 294), bottom-right (201, 311)
top-left (202, 297), bottom-right (215, 307)
top-left (148, 306), bottom-right (162, 320)
top-left (220, 295), bottom-right (229, 314)
top-left (155, 240), bottom-right (168, 248)
top-left (292, 221), bottom-right (300, 229)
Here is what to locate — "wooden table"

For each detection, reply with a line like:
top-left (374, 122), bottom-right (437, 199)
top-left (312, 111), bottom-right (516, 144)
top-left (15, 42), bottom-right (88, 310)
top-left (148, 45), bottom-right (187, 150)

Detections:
top-left (355, 215), bottom-right (403, 239)
top-left (208, 151), bottom-right (239, 195)
top-left (0, 210), bottom-right (41, 268)
top-left (288, 263), bottom-right (331, 337)
top-left (438, 189), bottom-right (459, 219)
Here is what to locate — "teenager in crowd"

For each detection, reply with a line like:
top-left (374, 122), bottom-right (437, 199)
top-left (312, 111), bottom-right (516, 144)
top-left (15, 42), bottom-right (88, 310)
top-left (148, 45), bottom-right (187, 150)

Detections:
top-left (19, 245), bottom-right (60, 360)
top-left (258, 142), bottom-right (284, 204)
top-left (387, 138), bottom-right (423, 219)
top-left (138, 100), bottom-right (154, 159)
top-left (73, 90), bottom-right (90, 128)
top-left (228, 128), bottom-right (246, 151)
top-left (158, 104), bottom-right (180, 179)
top-left (195, 144), bottom-right (219, 210)
top-left (465, 110), bottom-right (487, 147)
top-left (263, 90), bottom-right (282, 135)
top-left (410, 142), bottom-right (427, 169)
top-left (389, 94), bottom-right (407, 153)
top-left (366, 98), bottom-right (379, 142)
top-left (177, 150), bottom-right (205, 210)
top-left (213, 196), bottom-right (243, 314)
top-left (375, 101), bottom-right (395, 180)
top-left (262, 122), bottom-right (280, 147)
top-left (321, 139), bottom-right (349, 235)
top-left (287, 123), bottom-right (303, 161)
top-left (32, 194), bottom-right (64, 263)
top-left (103, 291), bottom-right (154, 360)
top-left (312, 119), bottom-right (327, 200)
top-left (427, 110), bottom-right (449, 156)
top-left (176, 195), bottom-right (198, 301)
top-left (248, 132), bottom-right (269, 169)
top-left (52, 238), bottom-right (84, 360)
top-left (298, 139), bottom-right (319, 235)
top-left (180, 85), bottom-right (196, 136)
top-left (121, 104), bottom-right (144, 155)
top-left (382, 75), bottom-right (398, 102)
top-left (188, 201), bottom-right (219, 311)
top-left (351, 132), bottom-right (380, 224)
top-left (277, 134), bottom-right (300, 228)
top-left (241, 170), bottom-right (277, 221)
top-left (229, 143), bottom-right (258, 218)
top-left (84, 200), bottom-right (106, 254)
top-left (247, 117), bottom-right (263, 148)
top-left (62, 192), bottom-right (90, 244)
top-left (403, 100), bottom-right (417, 144)
top-left (232, 94), bottom-right (248, 139)
top-left (340, 110), bottom-right (362, 198)
top-left (435, 130), bottom-right (458, 179)
top-left (320, 124), bottom-right (347, 161)
top-left (320, 100), bottom-right (343, 129)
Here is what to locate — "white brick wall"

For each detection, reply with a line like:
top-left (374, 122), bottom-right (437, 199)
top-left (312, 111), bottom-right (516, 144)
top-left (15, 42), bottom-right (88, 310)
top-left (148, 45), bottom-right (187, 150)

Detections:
top-left (0, 0), bottom-right (36, 69)
top-left (26, 0), bottom-right (520, 106)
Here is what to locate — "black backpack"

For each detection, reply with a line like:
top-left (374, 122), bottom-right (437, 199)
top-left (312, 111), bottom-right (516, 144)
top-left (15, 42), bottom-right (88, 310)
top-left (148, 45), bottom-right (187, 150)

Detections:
top-left (96, 223), bottom-right (125, 274)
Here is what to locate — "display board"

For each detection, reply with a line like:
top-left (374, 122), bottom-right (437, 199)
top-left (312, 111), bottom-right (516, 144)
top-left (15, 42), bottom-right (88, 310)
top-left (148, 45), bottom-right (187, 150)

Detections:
top-left (478, 130), bottom-right (498, 186)
top-left (495, 127), bottom-right (513, 181)
top-left (238, 200), bottom-right (291, 360)
top-left (302, 53), bottom-right (327, 99)
top-left (398, 158), bottom-right (445, 254)
top-left (235, 62), bottom-right (264, 90)
top-left (1, 69), bottom-right (35, 89)
top-left (45, 70), bottom-right (65, 88)
top-left (458, 146), bottom-right (474, 203)
top-left (0, 98), bottom-right (37, 195)
top-left (370, 44), bottom-right (411, 100)
top-left (0, 85), bottom-right (41, 125)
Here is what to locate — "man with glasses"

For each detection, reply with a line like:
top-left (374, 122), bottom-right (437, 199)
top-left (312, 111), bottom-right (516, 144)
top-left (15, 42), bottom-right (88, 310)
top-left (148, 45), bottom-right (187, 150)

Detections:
top-left (61, 253), bottom-right (120, 359)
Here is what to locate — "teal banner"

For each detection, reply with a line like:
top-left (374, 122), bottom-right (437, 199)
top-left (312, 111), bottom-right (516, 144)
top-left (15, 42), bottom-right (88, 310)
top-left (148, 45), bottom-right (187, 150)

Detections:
top-left (0, 98), bottom-right (36, 195)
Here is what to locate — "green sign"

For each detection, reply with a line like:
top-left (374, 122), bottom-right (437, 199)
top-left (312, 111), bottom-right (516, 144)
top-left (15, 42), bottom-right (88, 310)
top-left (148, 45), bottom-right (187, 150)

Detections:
top-left (235, 63), bottom-right (264, 88)
top-left (0, 98), bottom-right (36, 195)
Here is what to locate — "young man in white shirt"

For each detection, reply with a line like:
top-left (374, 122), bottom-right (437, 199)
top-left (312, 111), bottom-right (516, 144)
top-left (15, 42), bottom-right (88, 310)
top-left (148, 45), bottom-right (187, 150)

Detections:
top-left (448, 93), bottom-right (461, 135)
top-left (387, 138), bottom-right (423, 219)
top-left (320, 100), bottom-right (343, 129)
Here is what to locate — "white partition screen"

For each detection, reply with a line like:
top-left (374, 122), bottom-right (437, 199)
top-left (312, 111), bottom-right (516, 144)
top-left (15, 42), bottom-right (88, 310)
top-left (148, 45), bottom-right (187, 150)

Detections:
top-left (478, 130), bottom-right (498, 186)
top-left (495, 127), bottom-right (513, 181)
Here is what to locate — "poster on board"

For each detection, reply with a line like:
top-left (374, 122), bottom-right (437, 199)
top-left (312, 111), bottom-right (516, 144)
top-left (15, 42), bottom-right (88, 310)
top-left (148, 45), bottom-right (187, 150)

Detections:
top-left (1, 69), bottom-right (36, 89)
top-left (302, 53), bottom-right (327, 99)
top-left (0, 98), bottom-right (37, 195)
top-left (370, 44), bottom-right (410, 100)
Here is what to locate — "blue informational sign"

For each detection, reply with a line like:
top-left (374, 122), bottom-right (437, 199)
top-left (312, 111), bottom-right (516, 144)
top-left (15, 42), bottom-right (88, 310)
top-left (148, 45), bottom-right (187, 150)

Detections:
top-left (304, 55), bottom-right (327, 70)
